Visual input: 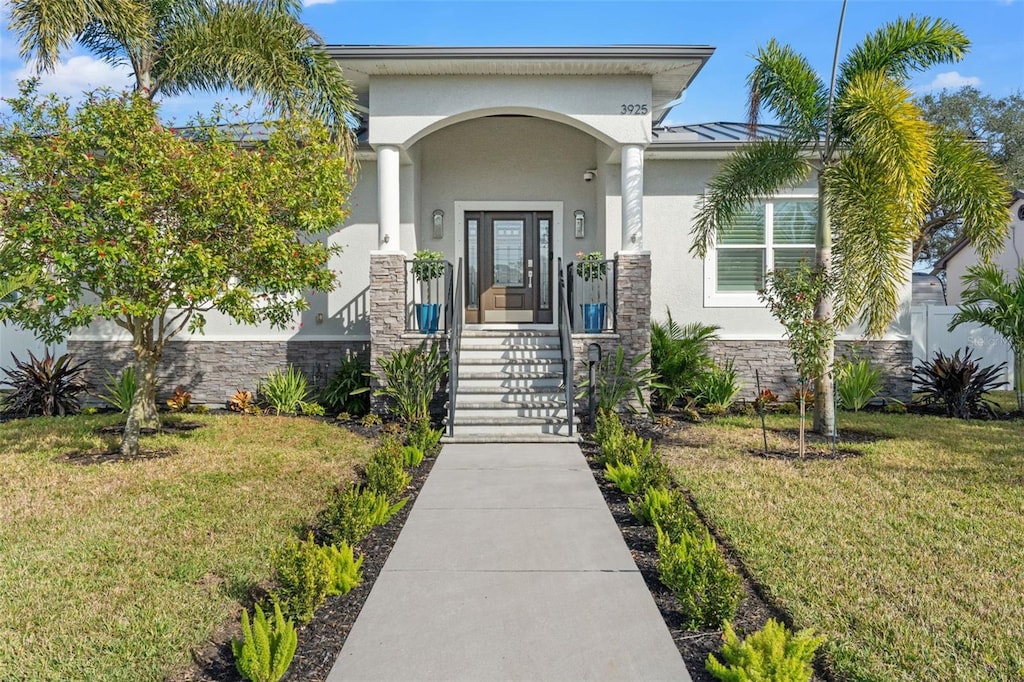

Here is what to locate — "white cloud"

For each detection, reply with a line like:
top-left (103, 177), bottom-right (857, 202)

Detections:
top-left (917, 71), bottom-right (981, 93)
top-left (12, 55), bottom-right (133, 97)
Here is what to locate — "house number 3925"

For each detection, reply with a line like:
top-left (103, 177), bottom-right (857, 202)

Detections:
top-left (620, 104), bottom-right (649, 115)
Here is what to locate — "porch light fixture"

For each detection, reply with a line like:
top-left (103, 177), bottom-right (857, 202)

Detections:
top-left (574, 210), bottom-right (585, 238)
top-left (432, 209), bottom-right (444, 239)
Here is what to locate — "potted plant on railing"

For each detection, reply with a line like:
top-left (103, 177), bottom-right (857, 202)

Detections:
top-left (411, 249), bottom-right (445, 334)
top-left (575, 251), bottom-right (608, 333)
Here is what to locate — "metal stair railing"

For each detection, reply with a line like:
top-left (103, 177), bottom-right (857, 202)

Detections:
top-left (557, 258), bottom-right (574, 437)
top-left (447, 258), bottom-right (464, 437)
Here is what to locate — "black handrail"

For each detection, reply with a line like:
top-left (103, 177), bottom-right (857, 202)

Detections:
top-left (557, 257), bottom-right (574, 437)
top-left (405, 258), bottom-right (451, 333)
top-left (447, 257), bottom-right (464, 437)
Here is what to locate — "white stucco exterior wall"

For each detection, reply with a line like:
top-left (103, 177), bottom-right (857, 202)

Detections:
top-left (943, 197), bottom-right (1024, 305)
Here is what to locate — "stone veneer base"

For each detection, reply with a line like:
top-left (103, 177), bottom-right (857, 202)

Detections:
top-left (68, 339), bottom-right (369, 407)
top-left (710, 339), bottom-right (913, 402)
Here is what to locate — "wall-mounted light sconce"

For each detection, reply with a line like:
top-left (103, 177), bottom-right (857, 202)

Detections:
top-left (432, 209), bottom-right (444, 239)
top-left (574, 209), bottom-right (586, 239)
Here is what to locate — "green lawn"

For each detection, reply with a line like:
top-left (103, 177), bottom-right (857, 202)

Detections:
top-left (661, 407), bottom-right (1024, 681)
top-left (0, 413), bottom-right (373, 681)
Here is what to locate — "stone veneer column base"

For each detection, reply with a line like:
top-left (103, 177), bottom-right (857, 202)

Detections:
top-left (68, 339), bottom-right (369, 407)
top-left (710, 339), bottom-right (913, 402)
top-left (369, 252), bottom-right (409, 414)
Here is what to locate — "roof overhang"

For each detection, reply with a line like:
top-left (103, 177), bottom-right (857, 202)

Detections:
top-left (326, 45), bottom-right (715, 125)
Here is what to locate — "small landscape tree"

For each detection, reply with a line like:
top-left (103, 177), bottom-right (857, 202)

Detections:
top-left (0, 85), bottom-right (353, 457)
top-left (759, 262), bottom-right (835, 457)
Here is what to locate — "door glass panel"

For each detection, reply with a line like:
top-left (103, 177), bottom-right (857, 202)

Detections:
top-left (467, 219), bottom-right (479, 307)
top-left (493, 220), bottom-right (524, 287)
top-left (539, 218), bottom-right (550, 309)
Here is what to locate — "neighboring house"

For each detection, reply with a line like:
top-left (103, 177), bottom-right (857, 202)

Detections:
top-left (47, 45), bottom-right (913, 436)
top-left (932, 190), bottom-right (1024, 304)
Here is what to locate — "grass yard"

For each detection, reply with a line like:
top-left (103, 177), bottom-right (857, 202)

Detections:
top-left (0, 413), bottom-right (373, 681)
top-left (660, 407), bottom-right (1024, 682)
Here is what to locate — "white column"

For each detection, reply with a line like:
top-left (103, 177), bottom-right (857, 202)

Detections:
top-left (620, 144), bottom-right (645, 251)
top-left (377, 144), bottom-right (400, 251)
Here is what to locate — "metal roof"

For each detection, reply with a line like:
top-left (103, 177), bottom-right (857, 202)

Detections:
top-left (651, 121), bottom-right (803, 146)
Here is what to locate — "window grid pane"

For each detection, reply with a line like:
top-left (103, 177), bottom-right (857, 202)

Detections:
top-left (773, 248), bottom-right (816, 272)
top-left (717, 204), bottom-right (765, 245)
top-left (717, 249), bottom-right (765, 292)
top-left (773, 200), bottom-right (817, 245)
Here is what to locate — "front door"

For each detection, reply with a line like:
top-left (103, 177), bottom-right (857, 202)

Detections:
top-left (465, 211), bottom-right (553, 324)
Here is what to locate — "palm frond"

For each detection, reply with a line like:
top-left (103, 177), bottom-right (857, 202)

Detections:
top-left (837, 16), bottom-right (968, 95)
top-left (949, 264), bottom-right (1024, 349)
top-left (928, 130), bottom-right (1010, 261)
top-left (747, 38), bottom-right (828, 140)
top-left (154, 3), bottom-right (355, 152)
top-left (836, 71), bottom-right (934, 218)
top-left (8, 0), bottom-right (150, 72)
top-left (827, 151), bottom-right (918, 335)
top-left (690, 140), bottom-right (810, 259)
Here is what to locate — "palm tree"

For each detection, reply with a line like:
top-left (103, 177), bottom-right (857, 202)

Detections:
top-left (7, 0), bottom-right (354, 152)
top-left (690, 12), bottom-right (1009, 434)
top-left (949, 264), bottom-right (1024, 414)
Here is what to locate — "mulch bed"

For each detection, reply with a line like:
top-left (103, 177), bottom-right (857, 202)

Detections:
top-left (178, 453), bottom-right (436, 682)
top-left (579, 420), bottom-right (830, 682)
top-left (95, 420), bottom-right (206, 436)
top-left (57, 448), bottom-right (177, 465)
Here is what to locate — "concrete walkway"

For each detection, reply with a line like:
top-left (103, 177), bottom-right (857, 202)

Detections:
top-left (327, 442), bottom-right (691, 682)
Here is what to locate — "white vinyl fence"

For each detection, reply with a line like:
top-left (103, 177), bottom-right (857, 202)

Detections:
top-left (911, 304), bottom-right (1015, 389)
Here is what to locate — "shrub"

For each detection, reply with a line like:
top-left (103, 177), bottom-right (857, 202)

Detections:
top-left (322, 542), bottom-right (364, 597)
top-left (232, 600), bottom-right (297, 682)
top-left (228, 389), bottom-right (259, 414)
top-left (0, 350), bottom-right (90, 417)
top-left (367, 340), bottom-right (447, 423)
top-left (359, 413), bottom-right (382, 428)
top-left (165, 386), bottom-right (192, 412)
top-left (364, 438), bottom-right (412, 500)
top-left (321, 354), bottom-right (370, 415)
top-left (594, 409), bottom-right (627, 466)
top-left (651, 310), bottom-right (719, 410)
top-left (883, 398), bottom-right (907, 414)
top-left (912, 347), bottom-right (1005, 419)
top-left (605, 458), bottom-right (640, 495)
top-left (657, 527), bottom-right (742, 630)
top-left (298, 400), bottom-right (325, 417)
top-left (406, 417), bottom-right (442, 455)
top-left (706, 619), bottom-right (825, 682)
top-left (318, 484), bottom-right (408, 546)
top-left (650, 490), bottom-right (703, 541)
top-left (694, 360), bottom-right (742, 412)
top-left (577, 346), bottom-right (658, 414)
top-left (630, 486), bottom-right (675, 525)
top-left (259, 365), bottom-right (313, 415)
top-left (629, 435), bottom-right (670, 494)
top-left (270, 533), bottom-right (331, 624)
top-left (98, 366), bottom-right (136, 413)
top-left (836, 356), bottom-right (883, 411)
top-left (401, 445), bottom-right (424, 468)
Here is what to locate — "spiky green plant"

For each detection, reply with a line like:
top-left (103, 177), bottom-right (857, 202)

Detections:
top-left (651, 310), bottom-right (720, 410)
top-left (98, 366), bottom-right (137, 414)
top-left (322, 542), bottom-right (364, 597)
top-left (258, 366), bottom-right (312, 416)
top-left (690, 14), bottom-right (1010, 435)
top-left (232, 600), bottom-right (297, 682)
top-left (604, 457), bottom-right (641, 495)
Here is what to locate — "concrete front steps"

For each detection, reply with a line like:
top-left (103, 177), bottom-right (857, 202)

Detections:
top-left (445, 329), bottom-right (578, 443)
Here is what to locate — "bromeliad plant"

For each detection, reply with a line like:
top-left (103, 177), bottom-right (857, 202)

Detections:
top-left (911, 347), bottom-right (1005, 419)
top-left (0, 350), bottom-right (90, 417)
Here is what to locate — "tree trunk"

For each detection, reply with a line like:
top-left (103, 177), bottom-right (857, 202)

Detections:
top-left (813, 173), bottom-right (836, 435)
top-left (120, 326), bottom-right (162, 458)
top-left (1016, 347), bottom-right (1024, 416)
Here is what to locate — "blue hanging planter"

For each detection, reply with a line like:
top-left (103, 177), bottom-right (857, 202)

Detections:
top-left (581, 303), bottom-right (607, 333)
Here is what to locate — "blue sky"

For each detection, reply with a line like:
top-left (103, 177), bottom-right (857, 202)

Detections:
top-left (1, 0), bottom-right (1022, 125)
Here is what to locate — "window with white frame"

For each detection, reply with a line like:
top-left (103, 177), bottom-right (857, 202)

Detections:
top-left (705, 198), bottom-right (817, 306)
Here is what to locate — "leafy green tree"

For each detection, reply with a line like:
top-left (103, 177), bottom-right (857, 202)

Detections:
top-left (7, 0), bottom-right (354, 151)
top-left (949, 264), bottom-right (1024, 414)
top-left (916, 87), bottom-right (1024, 263)
top-left (690, 14), bottom-right (1010, 434)
top-left (0, 246), bottom-right (38, 302)
top-left (0, 85), bottom-right (352, 457)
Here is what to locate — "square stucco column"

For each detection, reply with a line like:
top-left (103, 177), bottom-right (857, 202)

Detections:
top-left (369, 251), bottom-right (407, 411)
top-left (615, 251), bottom-right (652, 409)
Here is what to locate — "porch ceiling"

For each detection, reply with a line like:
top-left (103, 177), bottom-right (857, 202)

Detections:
top-left (328, 45), bottom-right (715, 125)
